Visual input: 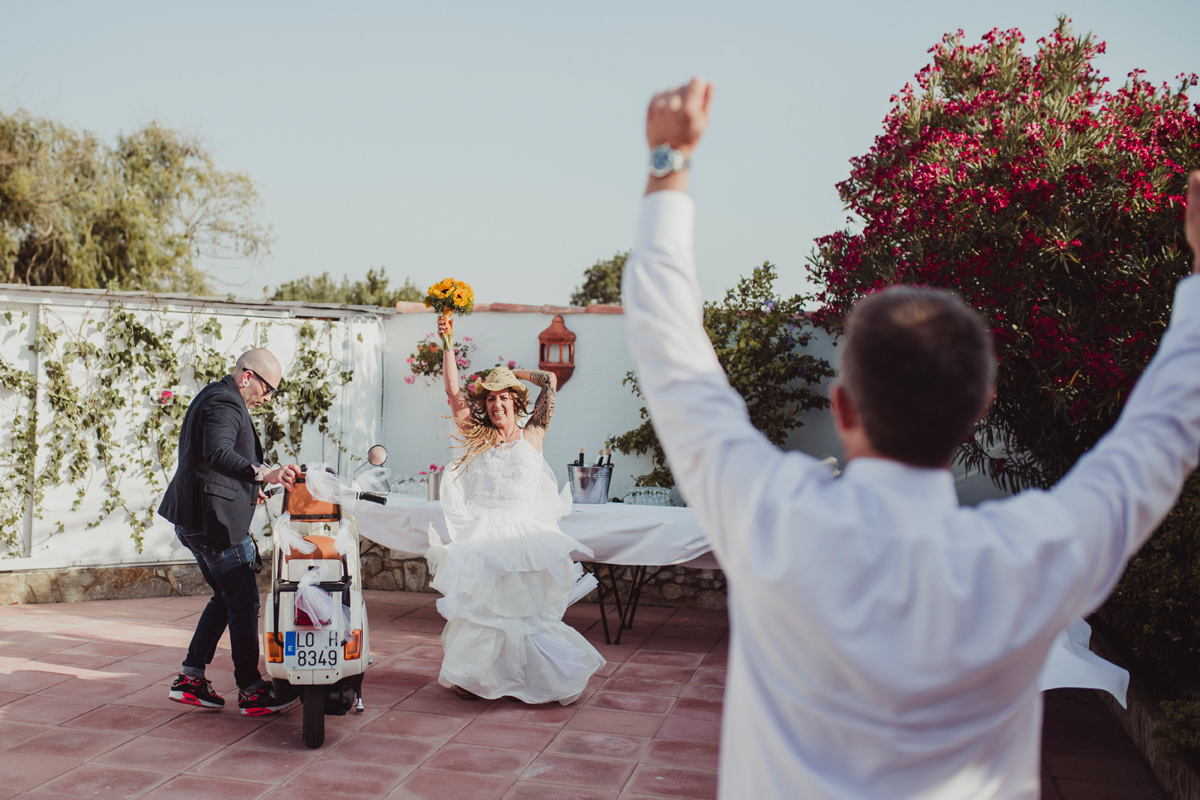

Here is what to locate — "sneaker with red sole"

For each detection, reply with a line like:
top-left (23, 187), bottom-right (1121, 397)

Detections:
top-left (238, 680), bottom-right (298, 716)
top-left (168, 673), bottom-right (224, 709)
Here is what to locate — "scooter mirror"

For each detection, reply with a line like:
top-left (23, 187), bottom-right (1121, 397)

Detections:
top-left (367, 445), bottom-right (387, 466)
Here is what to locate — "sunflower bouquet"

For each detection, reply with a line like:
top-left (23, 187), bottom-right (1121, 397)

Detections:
top-left (424, 278), bottom-right (475, 349)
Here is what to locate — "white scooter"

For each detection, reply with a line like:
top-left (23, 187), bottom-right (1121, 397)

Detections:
top-left (262, 446), bottom-right (389, 748)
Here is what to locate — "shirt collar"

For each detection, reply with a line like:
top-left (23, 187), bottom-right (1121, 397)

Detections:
top-left (841, 457), bottom-right (959, 508)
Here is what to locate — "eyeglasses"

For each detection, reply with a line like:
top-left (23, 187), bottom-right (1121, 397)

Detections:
top-left (247, 371), bottom-right (276, 396)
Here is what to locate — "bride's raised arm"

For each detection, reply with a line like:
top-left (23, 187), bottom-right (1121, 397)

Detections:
top-left (515, 369), bottom-right (556, 449)
top-left (437, 316), bottom-right (472, 429)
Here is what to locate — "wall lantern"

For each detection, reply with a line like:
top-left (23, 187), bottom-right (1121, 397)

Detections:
top-left (538, 315), bottom-right (576, 389)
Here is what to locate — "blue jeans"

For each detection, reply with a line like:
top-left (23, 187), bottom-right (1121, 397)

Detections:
top-left (176, 526), bottom-right (263, 692)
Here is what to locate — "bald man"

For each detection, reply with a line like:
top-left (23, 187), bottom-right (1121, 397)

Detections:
top-left (159, 349), bottom-right (301, 715)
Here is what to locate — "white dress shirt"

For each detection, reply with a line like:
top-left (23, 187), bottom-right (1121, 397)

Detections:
top-left (622, 190), bottom-right (1200, 799)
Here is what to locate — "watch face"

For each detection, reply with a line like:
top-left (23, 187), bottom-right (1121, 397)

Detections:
top-left (651, 149), bottom-right (672, 171)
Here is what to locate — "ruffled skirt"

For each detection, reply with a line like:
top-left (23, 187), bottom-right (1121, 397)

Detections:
top-left (425, 512), bottom-right (605, 704)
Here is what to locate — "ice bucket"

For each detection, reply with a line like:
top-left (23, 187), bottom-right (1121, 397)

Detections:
top-left (568, 464), bottom-right (612, 504)
top-left (427, 472), bottom-right (442, 502)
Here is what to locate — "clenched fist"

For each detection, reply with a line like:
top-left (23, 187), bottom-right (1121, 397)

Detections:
top-left (646, 77), bottom-right (714, 157)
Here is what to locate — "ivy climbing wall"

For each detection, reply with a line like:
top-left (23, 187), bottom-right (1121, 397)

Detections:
top-left (0, 288), bottom-right (386, 569)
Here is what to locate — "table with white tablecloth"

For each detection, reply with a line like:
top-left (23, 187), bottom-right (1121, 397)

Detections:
top-left (352, 495), bottom-right (718, 643)
top-left (353, 495), bottom-right (718, 568)
top-left (349, 495), bottom-right (1131, 704)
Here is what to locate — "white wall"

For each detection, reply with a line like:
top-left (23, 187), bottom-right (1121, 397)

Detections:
top-left (0, 289), bottom-right (385, 569)
top-left (1, 291), bottom-right (1014, 573)
top-left (380, 309), bottom-right (1011, 507)
top-left (381, 309), bottom-right (657, 500)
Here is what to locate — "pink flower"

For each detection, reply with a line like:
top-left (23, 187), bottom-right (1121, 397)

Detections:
top-left (507, 360), bottom-right (516, 368)
top-left (161, 390), bottom-right (173, 399)
top-left (404, 376), bottom-right (415, 384)
top-left (406, 357), bottom-right (414, 364)
top-left (463, 336), bottom-right (473, 342)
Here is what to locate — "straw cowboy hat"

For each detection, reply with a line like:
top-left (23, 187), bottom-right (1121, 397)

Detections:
top-left (472, 367), bottom-right (529, 403)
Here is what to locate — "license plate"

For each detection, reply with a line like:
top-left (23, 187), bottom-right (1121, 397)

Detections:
top-left (284, 630), bottom-right (341, 669)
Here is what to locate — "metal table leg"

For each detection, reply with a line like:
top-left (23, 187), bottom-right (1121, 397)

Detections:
top-left (583, 563), bottom-right (669, 645)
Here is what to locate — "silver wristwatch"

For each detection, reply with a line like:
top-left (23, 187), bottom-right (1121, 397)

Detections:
top-left (649, 144), bottom-right (690, 178)
top-left (252, 463), bottom-right (271, 483)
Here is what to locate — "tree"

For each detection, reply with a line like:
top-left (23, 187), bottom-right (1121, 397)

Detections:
top-left (570, 251), bottom-right (627, 306)
top-left (807, 18), bottom-right (1200, 763)
top-left (0, 111), bottom-right (271, 293)
top-left (808, 19), bottom-right (1199, 491)
top-left (612, 262), bottom-right (835, 487)
top-left (271, 267), bottom-right (422, 307)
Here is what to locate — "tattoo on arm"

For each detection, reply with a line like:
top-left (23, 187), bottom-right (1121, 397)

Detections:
top-left (528, 371), bottom-right (556, 429)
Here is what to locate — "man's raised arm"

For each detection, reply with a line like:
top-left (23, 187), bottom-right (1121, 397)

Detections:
top-left (622, 78), bottom-right (828, 577)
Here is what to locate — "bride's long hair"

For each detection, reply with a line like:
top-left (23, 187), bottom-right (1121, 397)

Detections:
top-left (450, 388), bottom-right (531, 470)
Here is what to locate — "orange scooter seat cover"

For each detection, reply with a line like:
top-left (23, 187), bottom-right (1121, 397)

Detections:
top-left (284, 474), bottom-right (341, 522)
top-left (284, 535), bottom-right (341, 562)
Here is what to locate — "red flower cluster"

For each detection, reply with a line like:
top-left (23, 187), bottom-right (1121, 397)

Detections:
top-left (809, 18), bottom-right (1200, 489)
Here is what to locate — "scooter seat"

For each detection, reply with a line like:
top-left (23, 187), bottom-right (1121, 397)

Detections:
top-left (284, 535), bottom-right (341, 562)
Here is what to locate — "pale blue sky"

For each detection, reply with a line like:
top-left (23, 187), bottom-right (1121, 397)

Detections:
top-left (3, 1), bottom-right (1197, 304)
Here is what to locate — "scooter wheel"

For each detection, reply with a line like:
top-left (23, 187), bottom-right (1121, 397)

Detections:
top-left (302, 685), bottom-right (327, 749)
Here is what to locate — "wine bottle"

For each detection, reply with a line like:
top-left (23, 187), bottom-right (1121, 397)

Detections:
top-left (603, 447), bottom-right (612, 467)
top-left (593, 449), bottom-right (604, 466)
top-left (575, 448), bottom-right (585, 466)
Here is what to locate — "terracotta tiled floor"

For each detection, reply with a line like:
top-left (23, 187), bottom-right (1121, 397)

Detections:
top-left (0, 591), bottom-right (1165, 799)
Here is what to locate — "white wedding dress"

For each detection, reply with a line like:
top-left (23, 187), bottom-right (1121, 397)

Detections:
top-left (424, 432), bottom-right (605, 704)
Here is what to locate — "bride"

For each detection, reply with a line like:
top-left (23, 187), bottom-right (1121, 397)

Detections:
top-left (424, 315), bottom-right (605, 704)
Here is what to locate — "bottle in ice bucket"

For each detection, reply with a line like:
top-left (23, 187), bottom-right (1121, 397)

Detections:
top-left (568, 444), bottom-right (612, 504)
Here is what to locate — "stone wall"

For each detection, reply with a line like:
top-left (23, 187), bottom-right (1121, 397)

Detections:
top-left (360, 541), bottom-right (434, 593)
top-left (358, 541), bottom-right (728, 610)
top-left (1, 542), bottom-right (728, 610)
top-left (1091, 629), bottom-right (1200, 800)
top-left (587, 564), bottom-right (728, 611)
top-left (0, 560), bottom-right (273, 605)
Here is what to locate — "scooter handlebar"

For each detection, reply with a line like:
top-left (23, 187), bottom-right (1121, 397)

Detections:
top-left (356, 492), bottom-right (387, 505)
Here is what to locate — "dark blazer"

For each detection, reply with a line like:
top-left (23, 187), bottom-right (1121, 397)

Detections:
top-left (159, 375), bottom-right (264, 550)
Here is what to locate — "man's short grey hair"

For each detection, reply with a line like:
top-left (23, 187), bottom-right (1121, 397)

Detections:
top-left (235, 348), bottom-right (282, 381)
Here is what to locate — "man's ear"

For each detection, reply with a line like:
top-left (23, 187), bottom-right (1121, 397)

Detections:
top-left (830, 383), bottom-right (859, 434)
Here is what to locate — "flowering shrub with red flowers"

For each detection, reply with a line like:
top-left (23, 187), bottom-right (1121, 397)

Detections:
top-left (405, 334), bottom-right (475, 386)
top-left (809, 18), bottom-right (1199, 491)
top-left (405, 333), bottom-right (523, 395)
top-left (808, 18), bottom-right (1200, 764)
